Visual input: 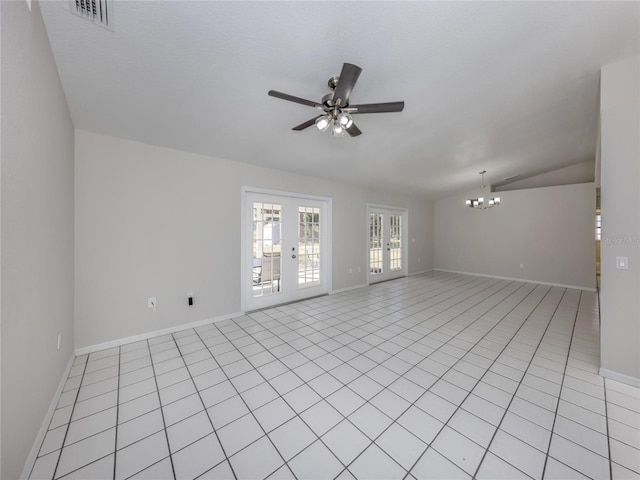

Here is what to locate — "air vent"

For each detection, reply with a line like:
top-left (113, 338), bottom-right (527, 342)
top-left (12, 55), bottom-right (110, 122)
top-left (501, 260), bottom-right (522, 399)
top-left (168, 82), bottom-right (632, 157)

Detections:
top-left (70, 0), bottom-right (113, 30)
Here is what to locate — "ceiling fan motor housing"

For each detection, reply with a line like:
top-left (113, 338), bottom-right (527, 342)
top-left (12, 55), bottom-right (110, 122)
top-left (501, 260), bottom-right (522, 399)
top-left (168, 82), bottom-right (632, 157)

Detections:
top-left (322, 92), bottom-right (335, 107)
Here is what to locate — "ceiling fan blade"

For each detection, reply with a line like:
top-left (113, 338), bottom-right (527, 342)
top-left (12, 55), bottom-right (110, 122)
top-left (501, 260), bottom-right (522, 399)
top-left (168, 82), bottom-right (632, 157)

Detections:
top-left (268, 90), bottom-right (321, 108)
top-left (292, 116), bottom-right (322, 131)
top-left (345, 123), bottom-right (362, 137)
top-left (332, 63), bottom-right (362, 107)
top-left (347, 101), bottom-right (405, 114)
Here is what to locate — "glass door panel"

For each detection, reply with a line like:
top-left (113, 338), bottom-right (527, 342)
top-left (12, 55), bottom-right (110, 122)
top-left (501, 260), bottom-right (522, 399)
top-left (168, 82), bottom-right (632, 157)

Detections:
top-left (298, 206), bottom-right (321, 289)
top-left (390, 214), bottom-right (402, 272)
top-left (368, 206), bottom-right (407, 283)
top-left (252, 202), bottom-right (282, 299)
top-left (370, 213), bottom-right (384, 276)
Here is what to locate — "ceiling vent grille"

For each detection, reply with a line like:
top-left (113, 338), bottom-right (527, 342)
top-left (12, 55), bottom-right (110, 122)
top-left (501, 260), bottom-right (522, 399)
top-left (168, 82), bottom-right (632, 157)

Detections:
top-left (70, 0), bottom-right (113, 30)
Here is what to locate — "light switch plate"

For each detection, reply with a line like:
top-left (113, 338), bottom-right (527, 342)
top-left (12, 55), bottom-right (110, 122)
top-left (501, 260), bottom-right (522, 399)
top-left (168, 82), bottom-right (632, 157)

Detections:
top-left (616, 257), bottom-right (629, 269)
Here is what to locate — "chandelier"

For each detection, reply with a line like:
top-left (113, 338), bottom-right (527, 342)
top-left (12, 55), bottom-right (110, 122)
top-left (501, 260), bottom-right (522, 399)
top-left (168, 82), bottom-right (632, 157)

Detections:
top-left (465, 170), bottom-right (501, 209)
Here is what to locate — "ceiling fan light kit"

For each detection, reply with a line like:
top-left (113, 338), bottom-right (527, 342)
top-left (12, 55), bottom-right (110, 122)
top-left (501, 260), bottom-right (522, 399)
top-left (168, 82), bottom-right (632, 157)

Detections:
top-left (269, 62), bottom-right (405, 137)
top-left (466, 170), bottom-right (501, 210)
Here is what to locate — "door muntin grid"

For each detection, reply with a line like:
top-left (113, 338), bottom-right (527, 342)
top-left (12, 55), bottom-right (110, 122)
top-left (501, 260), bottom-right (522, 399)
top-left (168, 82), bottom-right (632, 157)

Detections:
top-left (370, 213), bottom-right (383, 275)
top-left (390, 214), bottom-right (402, 271)
top-left (298, 206), bottom-right (321, 288)
top-left (252, 202), bottom-right (282, 298)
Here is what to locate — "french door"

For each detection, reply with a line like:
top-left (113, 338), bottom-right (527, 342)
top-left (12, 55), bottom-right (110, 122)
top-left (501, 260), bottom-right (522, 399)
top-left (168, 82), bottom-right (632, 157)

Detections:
top-left (368, 205), bottom-right (407, 283)
top-left (244, 190), bottom-right (329, 311)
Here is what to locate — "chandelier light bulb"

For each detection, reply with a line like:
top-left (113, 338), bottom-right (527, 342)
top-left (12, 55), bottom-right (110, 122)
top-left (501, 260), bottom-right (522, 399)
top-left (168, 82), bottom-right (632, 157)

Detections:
top-left (338, 112), bottom-right (353, 128)
top-left (315, 116), bottom-right (330, 131)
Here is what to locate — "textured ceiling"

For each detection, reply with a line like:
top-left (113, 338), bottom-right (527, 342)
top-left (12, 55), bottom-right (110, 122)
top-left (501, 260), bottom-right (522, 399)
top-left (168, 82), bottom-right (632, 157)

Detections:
top-left (40, 1), bottom-right (639, 199)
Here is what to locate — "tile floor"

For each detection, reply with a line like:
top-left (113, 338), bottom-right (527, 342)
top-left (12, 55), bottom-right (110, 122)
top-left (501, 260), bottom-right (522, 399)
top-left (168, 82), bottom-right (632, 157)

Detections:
top-left (28, 272), bottom-right (640, 479)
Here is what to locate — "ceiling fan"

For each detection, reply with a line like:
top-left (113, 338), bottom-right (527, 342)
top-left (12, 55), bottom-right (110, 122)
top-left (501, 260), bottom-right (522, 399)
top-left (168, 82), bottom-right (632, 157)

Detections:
top-left (268, 63), bottom-right (405, 137)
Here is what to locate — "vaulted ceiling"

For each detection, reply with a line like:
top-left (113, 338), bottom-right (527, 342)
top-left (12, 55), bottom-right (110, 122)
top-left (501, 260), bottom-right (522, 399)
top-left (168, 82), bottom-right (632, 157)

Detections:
top-left (40, 1), bottom-right (639, 199)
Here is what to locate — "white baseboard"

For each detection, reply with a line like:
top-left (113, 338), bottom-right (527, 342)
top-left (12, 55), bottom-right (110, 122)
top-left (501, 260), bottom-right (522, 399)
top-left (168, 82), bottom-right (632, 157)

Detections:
top-left (599, 368), bottom-right (640, 388)
top-left (330, 270), bottom-right (435, 294)
top-left (409, 268), bottom-right (435, 276)
top-left (20, 354), bottom-right (75, 480)
top-left (433, 269), bottom-right (597, 292)
top-left (330, 283), bottom-right (368, 295)
top-left (75, 311), bottom-right (243, 356)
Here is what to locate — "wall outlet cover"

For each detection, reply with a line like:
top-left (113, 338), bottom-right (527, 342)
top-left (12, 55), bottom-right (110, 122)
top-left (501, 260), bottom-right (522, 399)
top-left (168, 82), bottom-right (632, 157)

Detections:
top-left (616, 257), bottom-right (629, 269)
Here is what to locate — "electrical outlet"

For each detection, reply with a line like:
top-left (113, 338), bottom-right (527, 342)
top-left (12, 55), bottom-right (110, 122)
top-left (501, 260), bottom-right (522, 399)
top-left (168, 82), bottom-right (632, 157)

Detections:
top-left (187, 292), bottom-right (194, 306)
top-left (520, 263), bottom-right (525, 269)
top-left (57, 333), bottom-right (61, 350)
top-left (349, 267), bottom-right (353, 274)
top-left (616, 257), bottom-right (629, 269)
top-left (148, 297), bottom-right (156, 311)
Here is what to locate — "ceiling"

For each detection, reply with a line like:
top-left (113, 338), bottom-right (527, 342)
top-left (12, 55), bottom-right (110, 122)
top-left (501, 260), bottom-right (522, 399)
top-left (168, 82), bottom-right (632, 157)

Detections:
top-left (40, 1), bottom-right (639, 199)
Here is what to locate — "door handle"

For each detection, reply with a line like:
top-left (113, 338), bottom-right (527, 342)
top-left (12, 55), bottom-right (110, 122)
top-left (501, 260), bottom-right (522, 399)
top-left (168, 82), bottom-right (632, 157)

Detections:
top-left (292, 254), bottom-right (297, 259)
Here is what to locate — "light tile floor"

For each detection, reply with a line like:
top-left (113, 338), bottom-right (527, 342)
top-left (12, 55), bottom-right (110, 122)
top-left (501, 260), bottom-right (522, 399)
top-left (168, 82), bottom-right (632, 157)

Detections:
top-left (28, 272), bottom-right (640, 479)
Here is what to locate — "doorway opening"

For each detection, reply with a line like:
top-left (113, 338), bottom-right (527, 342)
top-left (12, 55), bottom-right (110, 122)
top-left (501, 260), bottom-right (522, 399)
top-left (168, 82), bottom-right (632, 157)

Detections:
top-left (243, 188), bottom-right (331, 312)
top-left (367, 205), bottom-right (408, 284)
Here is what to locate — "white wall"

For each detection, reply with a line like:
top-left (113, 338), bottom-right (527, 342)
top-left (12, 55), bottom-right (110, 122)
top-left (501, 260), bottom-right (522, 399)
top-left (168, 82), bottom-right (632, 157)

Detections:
top-left (434, 183), bottom-right (596, 289)
top-left (75, 130), bottom-right (434, 349)
top-left (1, 2), bottom-right (75, 478)
top-left (599, 56), bottom-right (640, 384)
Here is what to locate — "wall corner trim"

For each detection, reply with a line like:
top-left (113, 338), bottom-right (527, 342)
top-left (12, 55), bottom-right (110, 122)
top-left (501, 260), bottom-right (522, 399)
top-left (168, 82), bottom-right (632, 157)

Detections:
top-left (599, 368), bottom-right (640, 388)
top-left (74, 311), bottom-right (244, 356)
top-left (20, 355), bottom-right (75, 480)
top-left (433, 269), bottom-right (597, 292)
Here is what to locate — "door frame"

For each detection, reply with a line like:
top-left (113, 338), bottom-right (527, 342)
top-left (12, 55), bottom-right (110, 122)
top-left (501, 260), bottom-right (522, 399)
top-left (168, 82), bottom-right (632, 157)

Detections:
top-left (366, 203), bottom-right (408, 285)
top-left (241, 186), bottom-right (333, 312)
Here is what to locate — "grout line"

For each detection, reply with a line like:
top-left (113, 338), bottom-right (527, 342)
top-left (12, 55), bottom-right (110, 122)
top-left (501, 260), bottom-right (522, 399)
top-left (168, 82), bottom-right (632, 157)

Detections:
top-left (112, 346), bottom-right (121, 480)
top-left (342, 280), bottom-right (537, 469)
top-left (192, 328), bottom-right (295, 479)
top-left (145, 339), bottom-right (177, 480)
top-left (604, 373), bottom-right (614, 479)
top-left (540, 290), bottom-right (587, 479)
top-left (169, 335), bottom-right (239, 479)
top-left (51, 453), bottom-right (115, 480)
top-left (49, 355), bottom-right (90, 480)
top-left (475, 288), bottom-right (573, 479)
top-left (398, 283), bottom-right (559, 479)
